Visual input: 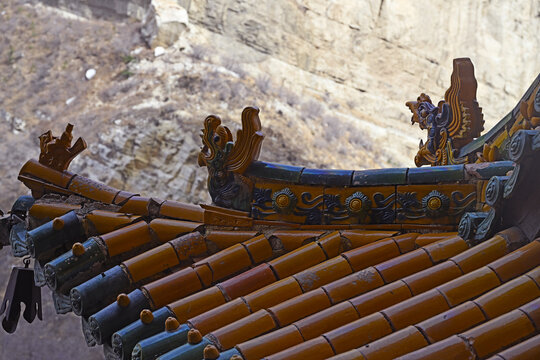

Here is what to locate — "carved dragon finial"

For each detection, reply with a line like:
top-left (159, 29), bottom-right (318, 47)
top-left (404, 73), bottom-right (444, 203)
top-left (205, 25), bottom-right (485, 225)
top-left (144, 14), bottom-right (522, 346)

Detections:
top-left (38, 124), bottom-right (87, 172)
top-left (198, 107), bottom-right (264, 211)
top-left (406, 58), bottom-right (484, 166)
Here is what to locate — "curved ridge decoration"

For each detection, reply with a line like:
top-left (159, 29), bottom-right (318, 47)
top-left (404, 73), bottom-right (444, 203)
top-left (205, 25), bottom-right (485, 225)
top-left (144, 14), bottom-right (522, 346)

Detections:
top-left (38, 123), bottom-right (87, 172)
top-left (406, 58), bottom-right (484, 167)
top-left (198, 107), bottom-right (265, 211)
top-left (459, 128), bottom-right (540, 243)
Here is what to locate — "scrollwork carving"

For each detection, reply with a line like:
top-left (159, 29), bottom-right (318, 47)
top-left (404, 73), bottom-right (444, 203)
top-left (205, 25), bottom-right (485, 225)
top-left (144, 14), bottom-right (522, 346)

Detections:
top-left (198, 107), bottom-right (264, 211)
top-left (406, 58), bottom-right (484, 166)
top-left (39, 124), bottom-right (87, 172)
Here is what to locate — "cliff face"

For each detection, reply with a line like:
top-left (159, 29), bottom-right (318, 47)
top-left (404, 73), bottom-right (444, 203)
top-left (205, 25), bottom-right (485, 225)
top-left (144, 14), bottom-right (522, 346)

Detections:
top-left (0, 1), bottom-right (538, 358)
top-left (183, 0), bottom-right (539, 126)
top-left (1, 0), bottom-right (539, 214)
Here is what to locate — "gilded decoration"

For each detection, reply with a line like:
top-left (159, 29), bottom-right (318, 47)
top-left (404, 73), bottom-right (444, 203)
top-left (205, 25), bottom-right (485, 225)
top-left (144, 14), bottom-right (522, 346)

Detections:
top-left (407, 58), bottom-right (484, 167)
top-left (252, 184), bottom-right (476, 225)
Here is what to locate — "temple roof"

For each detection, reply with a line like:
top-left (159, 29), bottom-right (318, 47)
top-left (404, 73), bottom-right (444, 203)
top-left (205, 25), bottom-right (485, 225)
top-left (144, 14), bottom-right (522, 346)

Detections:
top-left (1, 58), bottom-right (540, 360)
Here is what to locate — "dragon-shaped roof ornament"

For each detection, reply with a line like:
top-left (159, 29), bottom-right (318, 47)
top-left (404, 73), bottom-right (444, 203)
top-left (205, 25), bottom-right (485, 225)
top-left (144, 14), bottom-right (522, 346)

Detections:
top-left (198, 107), bottom-right (264, 212)
top-left (407, 58), bottom-right (484, 166)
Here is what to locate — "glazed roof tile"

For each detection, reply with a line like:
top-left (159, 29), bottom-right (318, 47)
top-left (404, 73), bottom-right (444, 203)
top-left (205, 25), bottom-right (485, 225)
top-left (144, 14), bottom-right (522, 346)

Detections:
top-left (2, 58), bottom-right (539, 360)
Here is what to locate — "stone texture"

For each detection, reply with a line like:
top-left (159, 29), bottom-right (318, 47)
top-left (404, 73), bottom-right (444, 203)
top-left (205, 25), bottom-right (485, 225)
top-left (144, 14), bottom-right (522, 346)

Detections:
top-left (0, 1), bottom-right (538, 358)
top-left (141, 0), bottom-right (189, 48)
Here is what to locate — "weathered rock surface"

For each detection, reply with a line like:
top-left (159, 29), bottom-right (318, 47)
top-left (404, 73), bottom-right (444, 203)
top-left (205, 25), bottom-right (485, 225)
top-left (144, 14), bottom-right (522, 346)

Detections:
top-left (0, 0), bottom-right (538, 358)
top-left (141, 0), bottom-right (189, 47)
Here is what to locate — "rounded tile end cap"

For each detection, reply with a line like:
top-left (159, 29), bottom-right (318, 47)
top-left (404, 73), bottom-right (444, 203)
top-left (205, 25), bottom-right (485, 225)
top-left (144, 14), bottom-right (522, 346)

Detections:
top-left (53, 218), bottom-right (65, 230)
top-left (72, 242), bottom-right (85, 257)
top-left (140, 309), bottom-right (154, 324)
top-left (187, 328), bottom-right (202, 344)
top-left (116, 293), bottom-right (130, 307)
top-left (165, 317), bottom-right (180, 332)
top-left (203, 344), bottom-right (219, 359)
